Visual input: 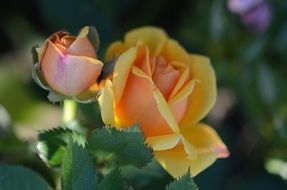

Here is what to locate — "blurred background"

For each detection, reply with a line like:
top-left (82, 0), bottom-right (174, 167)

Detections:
top-left (0, 0), bottom-right (287, 189)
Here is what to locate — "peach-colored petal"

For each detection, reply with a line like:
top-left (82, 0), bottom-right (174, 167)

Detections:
top-left (116, 65), bottom-right (173, 136)
top-left (41, 41), bottom-right (103, 96)
top-left (181, 123), bottom-right (229, 158)
top-left (168, 78), bottom-right (195, 123)
top-left (67, 26), bottom-right (97, 57)
top-left (169, 80), bottom-right (195, 105)
top-left (168, 66), bottom-right (189, 101)
top-left (152, 56), bottom-right (180, 99)
top-left (153, 88), bottom-right (180, 134)
top-left (113, 47), bottom-right (137, 103)
top-left (98, 79), bottom-right (116, 126)
top-left (179, 54), bottom-right (216, 127)
top-left (134, 45), bottom-right (152, 77)
top-left (124, 26), bottom-right (168, 55)
top-left (171, 97), bottom-right (188, 123)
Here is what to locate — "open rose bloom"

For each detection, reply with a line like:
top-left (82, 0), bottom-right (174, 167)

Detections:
top-left (32, 26), bottom-right (103, 102)
top-left (99, 27), bottom-right (229, 177)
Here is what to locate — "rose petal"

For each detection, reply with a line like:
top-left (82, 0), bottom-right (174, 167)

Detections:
top-left (146, 134), bottom-right (181, 151)
top-left (179, 54), bottom-right (216, 127)
top-left (124, 27), bottom-right (168, 55)
top-left (160, 39), bottom-right (189, 63)
top-left (113, 47), bottom-right (137, 103)
top-left (154, 123), bottom-right (228, 178)
top-left (98, 79), bottom-right (116, 126)
top-left (170, 97), bottom-right (188, 123)
top-left (169, 80), bottom-right (195, 105)
top-left (41, 41), bottom-right (103, 96)
top-left (152, 56), bottom-right (180, 99)
top-left (105, 41), bottom-right (126, 61)
top-left (153, 88), bottom-right (180, 134)
top-left (67, 26), bottom-right (97, 57)
top-left (134, 45), bottom-right (152, 77)
top-left (168, 65), bottom-right (189, 100)
top-left (181, 123), bottom-right (229, 158)
top-left (154, 147), bottom-right (217, 177)
top-left (116, 65), bottom-right (173, 136)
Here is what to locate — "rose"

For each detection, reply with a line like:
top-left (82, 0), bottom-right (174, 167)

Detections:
top-left (99, 27), bottom-right (229, 177)
top-left (32, 26), bottom-right (103, 102)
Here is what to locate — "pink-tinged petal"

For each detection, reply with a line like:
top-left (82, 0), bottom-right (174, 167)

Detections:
top-left (67, 27), bottom-right (97, 57)
top-left (41, 41), bottom-right (103, 96)
top-left (179, 54), bottom-right (216, 127)
top-left (181, 123), bottom-right (229, 158)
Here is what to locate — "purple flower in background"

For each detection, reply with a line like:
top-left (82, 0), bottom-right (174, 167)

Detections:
top-left (241, 2), bottom-right (272, 33)
top-left (228, 0), bottom-right (264, 14)
top-left (227, 0), bottom-right (272, 33)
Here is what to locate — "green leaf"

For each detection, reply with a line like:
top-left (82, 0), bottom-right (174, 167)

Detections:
top-left (37, 127), bottom-right (85, 167)
top-left (38, 127), bottom-right (72, 167)
top-left (87, 125), bottom-right (153, 168)
top-left (165, 171), bottom-right (198, 190)
top-left (61, 143), bottom-right (97, 190)
top-left (99, 168), bottom-right (125, 190)
top-left (0, 165), bottom-right (51, 190)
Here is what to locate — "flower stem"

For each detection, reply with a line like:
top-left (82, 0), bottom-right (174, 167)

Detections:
top-left (63, 99), bottom-right (77, 124)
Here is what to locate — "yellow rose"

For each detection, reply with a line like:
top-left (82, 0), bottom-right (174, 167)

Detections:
top-left (99, 27), bottom-right (229, 177)
top-left (32, 26), bottom-right (103, 102)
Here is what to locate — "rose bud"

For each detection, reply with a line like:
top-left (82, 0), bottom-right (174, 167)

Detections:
top-left (32, 26), bottom-right (103, 103)
top-left (99, 27), bottom-right (229, 178)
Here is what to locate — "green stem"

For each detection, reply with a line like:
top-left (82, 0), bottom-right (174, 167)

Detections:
top-left (63, 99), bottom-right (77, 124)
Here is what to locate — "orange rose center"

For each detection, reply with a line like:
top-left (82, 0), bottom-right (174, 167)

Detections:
top-left (116, 49), bottom-right (189, 136)
top-left (151, 56), bottom-right (180, 100)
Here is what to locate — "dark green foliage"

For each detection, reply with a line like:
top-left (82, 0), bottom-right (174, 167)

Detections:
top-left (87, 125), bottom-right (153, 168)
top-left (61, 143), bottom-right (97, 190)
top-left (99, 168), bottom-right (125, 190)
top-left (165, 171), bottom-right (198, 190)
top-left (0, 165), bottom-right (51, 190)
top-left (37, 127), bottom-right (85, 167)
